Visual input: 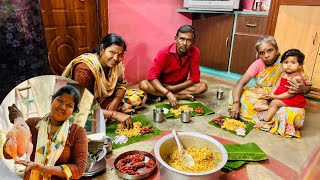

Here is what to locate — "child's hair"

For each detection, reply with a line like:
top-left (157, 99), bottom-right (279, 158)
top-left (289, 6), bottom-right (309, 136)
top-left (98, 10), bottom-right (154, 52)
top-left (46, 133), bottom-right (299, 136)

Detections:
top-left (281, 49), bottom-right (305, 65)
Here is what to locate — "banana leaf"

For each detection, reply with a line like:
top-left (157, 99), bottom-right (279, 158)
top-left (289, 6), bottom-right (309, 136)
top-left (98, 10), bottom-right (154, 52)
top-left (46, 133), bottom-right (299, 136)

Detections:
top-left (155, 102), bottom-right (214, 119)
top-left (105, 114), bottom-right (162, 149)
top-left (222, 160), bottom-right (246, 171)
top-left (208, 116), bottom-right (254, 137)
top-left (223, 142), bottom-right (268, 161)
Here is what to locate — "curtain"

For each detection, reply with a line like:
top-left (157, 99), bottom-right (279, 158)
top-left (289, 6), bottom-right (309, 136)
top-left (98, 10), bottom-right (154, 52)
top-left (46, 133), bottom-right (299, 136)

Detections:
top-left (0, 0), bottom-right (50, 102)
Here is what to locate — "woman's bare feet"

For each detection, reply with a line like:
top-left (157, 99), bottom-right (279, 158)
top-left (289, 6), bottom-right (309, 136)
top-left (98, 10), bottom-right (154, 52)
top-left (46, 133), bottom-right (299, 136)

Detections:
top-left (254, 103), bottom-right (269, 111)
top-left (176, 94), bottom-right (194, 101)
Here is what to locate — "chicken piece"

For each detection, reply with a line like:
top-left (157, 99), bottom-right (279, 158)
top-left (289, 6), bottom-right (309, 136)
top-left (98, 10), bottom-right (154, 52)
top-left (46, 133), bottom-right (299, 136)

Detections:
top-left (5, 117), bottom-right (33, 162)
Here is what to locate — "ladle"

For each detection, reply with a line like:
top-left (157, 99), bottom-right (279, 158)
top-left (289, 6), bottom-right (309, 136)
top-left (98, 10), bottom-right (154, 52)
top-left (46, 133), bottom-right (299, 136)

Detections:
top-left (172, 130), bottom-right (195, 167)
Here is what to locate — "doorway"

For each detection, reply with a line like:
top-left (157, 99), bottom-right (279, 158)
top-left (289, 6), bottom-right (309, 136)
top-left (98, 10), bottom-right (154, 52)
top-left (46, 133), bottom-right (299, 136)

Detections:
top-left (40, 0), bottom-right (108, 75)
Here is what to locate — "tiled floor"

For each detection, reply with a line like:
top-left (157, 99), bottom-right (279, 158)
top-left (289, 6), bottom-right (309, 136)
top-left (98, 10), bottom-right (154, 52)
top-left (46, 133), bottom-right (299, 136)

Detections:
top-left (94, 74), bottom-right (320, 179)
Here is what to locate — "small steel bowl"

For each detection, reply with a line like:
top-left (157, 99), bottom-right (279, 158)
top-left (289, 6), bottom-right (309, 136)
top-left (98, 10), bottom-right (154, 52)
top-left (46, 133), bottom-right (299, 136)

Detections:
top-left (114, 150), bottom-right (157, 180)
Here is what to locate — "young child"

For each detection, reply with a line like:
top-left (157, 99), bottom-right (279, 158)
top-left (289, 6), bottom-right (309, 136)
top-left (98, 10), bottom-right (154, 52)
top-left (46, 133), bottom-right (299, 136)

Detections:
top-left (254, 49), bottom-right (306, 128)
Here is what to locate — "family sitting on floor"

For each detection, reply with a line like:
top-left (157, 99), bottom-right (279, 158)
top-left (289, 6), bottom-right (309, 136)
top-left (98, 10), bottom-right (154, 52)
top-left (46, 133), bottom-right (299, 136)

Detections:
top-left (7, 25), bottom-right (311, 137)
top-left (61, 25), bottom-right (310, 138)
top-left (3, 24), bottom-right (311, 179)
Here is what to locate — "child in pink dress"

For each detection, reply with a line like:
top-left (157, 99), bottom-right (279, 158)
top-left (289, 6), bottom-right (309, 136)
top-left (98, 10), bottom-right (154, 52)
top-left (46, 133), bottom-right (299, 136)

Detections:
top-left (254, 49), bottom-right (306, 128)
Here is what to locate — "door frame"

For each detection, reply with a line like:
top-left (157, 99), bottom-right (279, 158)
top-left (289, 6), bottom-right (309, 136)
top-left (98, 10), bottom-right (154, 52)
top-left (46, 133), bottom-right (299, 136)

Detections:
top-left (98, 0), bottom-right (108, 40)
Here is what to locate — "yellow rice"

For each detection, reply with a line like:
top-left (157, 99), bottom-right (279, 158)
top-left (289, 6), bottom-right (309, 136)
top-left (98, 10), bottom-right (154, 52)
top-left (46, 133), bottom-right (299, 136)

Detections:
top-left (221, 118), bottom-right (246, 131)
top-left (167, 147), bottom-right (222, 172)
top-left (115, 122), bottom-right (142, 137)
top-left (170, 105), bottom-right (194, 116)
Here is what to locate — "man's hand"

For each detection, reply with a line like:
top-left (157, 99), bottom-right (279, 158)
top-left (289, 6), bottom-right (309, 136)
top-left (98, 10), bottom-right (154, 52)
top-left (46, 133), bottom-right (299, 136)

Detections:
top-left (8, 104), bottom-right (23, 124)
top-left (286, 78), bottom-right (308, 94)
top-left (163, 84), bottom-right (175, 93)
top-left (167, 92), bottom-right (178, 109)
top-left (229, 103), bottom-right (240, 119)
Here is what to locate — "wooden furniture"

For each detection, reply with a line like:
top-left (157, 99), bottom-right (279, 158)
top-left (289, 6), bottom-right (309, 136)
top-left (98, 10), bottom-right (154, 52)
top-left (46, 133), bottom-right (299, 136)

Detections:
top-left (230, 14), bottom-right (268, 74)
top-left (267, 0), bottom-right (320, 99)
top-left (193, 14), bottom-right (234, 71)
top-left (189, 11), bottom-right (268, 74)
top-left (273, 5), bottom-right (320, 99)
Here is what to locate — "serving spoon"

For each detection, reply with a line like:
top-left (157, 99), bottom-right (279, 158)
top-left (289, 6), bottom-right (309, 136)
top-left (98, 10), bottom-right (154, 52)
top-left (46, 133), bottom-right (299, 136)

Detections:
top-left (172, 130), bottom-right (195, 167)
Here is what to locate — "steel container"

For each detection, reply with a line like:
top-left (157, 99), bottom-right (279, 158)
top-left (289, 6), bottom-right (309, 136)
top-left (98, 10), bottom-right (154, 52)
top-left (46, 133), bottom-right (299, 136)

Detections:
top-left (216, 91), bottom-right (224, 100)
top-left (180, 110), bottom-right (191, 123)
top-left (154, 132), bottom-right (228, 180)
top-left (153, 108), bottom-right (165, 122)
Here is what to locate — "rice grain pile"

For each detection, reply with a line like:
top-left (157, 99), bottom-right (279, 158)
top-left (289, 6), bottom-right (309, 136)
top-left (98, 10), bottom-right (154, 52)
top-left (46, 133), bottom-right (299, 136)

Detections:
top-left (115, 122), bottom-right (142, 137)
top-left (170, 105), bottom-right (194, 116)
top-left (221, 118), bottom-right (246, 131)
top-left (167, 147), bottom-right (221, 172)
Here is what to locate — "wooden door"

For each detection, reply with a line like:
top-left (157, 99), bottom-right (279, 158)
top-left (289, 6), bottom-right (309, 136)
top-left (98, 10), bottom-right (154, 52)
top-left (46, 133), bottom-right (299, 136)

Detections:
top-left (274, 5), bottom-right (320, 81)
top-left (193, 14), bottom-right (234, 71)
top-left (40, 0), bottom-right (99, 75)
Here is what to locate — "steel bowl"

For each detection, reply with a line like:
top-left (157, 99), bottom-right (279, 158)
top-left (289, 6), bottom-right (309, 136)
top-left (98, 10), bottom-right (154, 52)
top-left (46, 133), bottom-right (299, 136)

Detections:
top-left (114, 150), bottom-right (157, 180)
top-left (154, 132), bottom-right (228, 180)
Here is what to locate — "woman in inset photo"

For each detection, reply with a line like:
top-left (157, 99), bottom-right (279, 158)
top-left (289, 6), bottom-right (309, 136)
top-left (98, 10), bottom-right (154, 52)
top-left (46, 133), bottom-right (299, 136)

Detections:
top-left (0, 75), bottom-right (104, 179)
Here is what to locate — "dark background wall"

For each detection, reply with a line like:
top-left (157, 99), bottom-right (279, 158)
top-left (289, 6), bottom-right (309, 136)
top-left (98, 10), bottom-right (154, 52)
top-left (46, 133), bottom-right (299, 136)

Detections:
top-left (0, 0), bottom-right (50, 103)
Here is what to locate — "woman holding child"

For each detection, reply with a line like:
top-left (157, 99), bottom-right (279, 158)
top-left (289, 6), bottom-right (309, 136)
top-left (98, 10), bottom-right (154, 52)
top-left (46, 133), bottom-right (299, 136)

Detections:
top-left (229, 36), bottom-right (311, 138)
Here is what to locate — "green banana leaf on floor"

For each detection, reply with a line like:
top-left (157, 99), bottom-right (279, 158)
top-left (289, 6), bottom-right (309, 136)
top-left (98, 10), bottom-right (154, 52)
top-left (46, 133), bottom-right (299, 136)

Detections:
top-left (222, 142), bottom-right (268, 171)
top-left (155, 102), bottom-right (215, 119)
top-left (208, 116), bottom-right (254, 137)
top-left (105, 114), bottom-right (162, 149)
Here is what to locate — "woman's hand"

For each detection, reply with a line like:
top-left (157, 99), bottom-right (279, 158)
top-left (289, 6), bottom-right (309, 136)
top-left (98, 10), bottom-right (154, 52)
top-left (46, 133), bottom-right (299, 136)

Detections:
top-left (106, 98), bottom-right (121, 111)
top-left (230, 103), bottom-right (240, 119)
top-left (8, 104), bottom-right (23, 123)
top-left (286, 78), bottom-right (308, 94)
top-left (15, 160), bottom-right (44, 173)
top-left (113, 112), bottom-right (133, 129)
top-left (167, 92), bottom-right (178, 109)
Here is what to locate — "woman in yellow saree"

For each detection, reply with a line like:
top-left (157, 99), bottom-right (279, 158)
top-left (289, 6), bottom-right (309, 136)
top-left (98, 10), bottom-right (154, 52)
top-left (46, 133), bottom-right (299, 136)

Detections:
top-left (228, 36), bottom-right (310, 138)
top-left (62, 34), bottom-right (147, 129)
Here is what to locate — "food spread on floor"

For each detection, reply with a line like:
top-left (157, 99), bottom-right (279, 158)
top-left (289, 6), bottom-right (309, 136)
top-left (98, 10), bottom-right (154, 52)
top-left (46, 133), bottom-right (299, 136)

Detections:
top-left (209, 115), bottom-right (254, 137)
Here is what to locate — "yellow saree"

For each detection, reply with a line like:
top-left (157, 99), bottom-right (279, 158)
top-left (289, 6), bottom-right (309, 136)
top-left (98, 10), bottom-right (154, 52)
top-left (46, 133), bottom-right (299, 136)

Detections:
top-left (228, 60), bottom-right (306, 138)
top-left (62, 53), bottom-right (146, 111)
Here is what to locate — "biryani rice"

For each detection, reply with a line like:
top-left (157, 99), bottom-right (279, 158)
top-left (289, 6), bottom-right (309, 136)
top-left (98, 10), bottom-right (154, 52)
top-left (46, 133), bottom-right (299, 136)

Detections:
top-left (221, 118), bottom-right (246, 131)
top-left (115, 122), bottom-right (142, 137)
top-left (167, 147), bottom-right (222, 172)
top-left (170, 105), bottom-right (194, 116)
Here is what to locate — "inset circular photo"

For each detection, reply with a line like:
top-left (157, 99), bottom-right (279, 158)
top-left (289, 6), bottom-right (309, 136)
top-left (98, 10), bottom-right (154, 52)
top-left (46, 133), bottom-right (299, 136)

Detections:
top-left (0, 75), bottom-right (105, 179)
